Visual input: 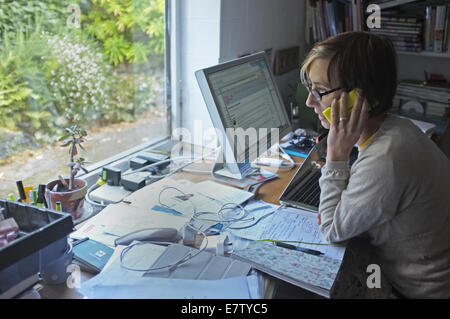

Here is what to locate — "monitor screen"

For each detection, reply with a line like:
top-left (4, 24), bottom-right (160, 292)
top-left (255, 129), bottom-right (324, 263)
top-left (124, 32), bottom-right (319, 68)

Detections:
top-left (195, 52), bottom-right (291, 177)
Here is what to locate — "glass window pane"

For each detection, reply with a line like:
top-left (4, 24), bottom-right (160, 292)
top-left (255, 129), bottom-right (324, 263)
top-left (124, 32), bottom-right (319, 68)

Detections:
top-left (0, 0), bottom-right (169, 199)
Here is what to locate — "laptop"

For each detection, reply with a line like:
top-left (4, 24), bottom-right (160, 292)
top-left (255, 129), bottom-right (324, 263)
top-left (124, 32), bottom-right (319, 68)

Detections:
top-left (279, 137), bottom-right (328, 213)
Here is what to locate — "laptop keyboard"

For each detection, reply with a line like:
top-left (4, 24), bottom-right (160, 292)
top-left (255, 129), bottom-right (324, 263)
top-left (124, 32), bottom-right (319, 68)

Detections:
top-left (289, 169), bottom-right (321, 208)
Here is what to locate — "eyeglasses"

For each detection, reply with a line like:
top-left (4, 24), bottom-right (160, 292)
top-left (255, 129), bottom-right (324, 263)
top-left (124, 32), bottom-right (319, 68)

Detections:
top-left (304, 82), bottom-right (342, 102)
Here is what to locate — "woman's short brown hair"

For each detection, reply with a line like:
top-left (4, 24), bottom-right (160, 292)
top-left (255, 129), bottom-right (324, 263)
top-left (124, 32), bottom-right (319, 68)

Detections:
top-left (300, 31), bottom-right (397, 117)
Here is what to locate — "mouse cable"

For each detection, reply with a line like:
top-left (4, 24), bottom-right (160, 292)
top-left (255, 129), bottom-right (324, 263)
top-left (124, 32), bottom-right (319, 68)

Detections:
top-left (119, 222), bottom-right (209, 273)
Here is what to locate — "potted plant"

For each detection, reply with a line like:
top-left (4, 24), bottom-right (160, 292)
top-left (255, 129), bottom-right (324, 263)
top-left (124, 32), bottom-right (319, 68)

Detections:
top-left (45, 125), bottom-right (89, 220)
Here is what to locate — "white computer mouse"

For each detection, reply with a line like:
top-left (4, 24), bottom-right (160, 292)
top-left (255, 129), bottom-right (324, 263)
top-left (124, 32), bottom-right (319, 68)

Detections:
top-left (256, 158), bottom-right (292, 168)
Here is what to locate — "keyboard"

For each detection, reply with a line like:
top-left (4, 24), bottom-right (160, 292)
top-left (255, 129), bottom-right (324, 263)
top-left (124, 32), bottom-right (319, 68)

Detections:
top-left (288, 169), bottom-right (321, 208)
top-left (279, 137), bottom-right (327, 213)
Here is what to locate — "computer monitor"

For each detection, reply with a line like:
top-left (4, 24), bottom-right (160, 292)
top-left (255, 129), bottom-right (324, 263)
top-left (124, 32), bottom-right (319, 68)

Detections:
top-left (195, 51), bottom-right (292, 180)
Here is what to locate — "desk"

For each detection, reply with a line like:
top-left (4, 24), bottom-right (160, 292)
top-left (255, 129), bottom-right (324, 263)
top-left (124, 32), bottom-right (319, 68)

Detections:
top-left (34, 158), bottom-right (392, 299)
top-left (32, 158), bottom-right (301, 299)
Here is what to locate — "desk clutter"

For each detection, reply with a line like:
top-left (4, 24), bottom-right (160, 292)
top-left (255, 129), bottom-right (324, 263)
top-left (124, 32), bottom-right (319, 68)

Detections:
top-left (68, 177), bottom-right (346, 299)
top-left (0, 199), bottom-right (74, 298)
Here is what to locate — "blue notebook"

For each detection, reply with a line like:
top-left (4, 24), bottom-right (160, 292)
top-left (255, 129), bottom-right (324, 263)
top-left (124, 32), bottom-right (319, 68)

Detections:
top-left (73, 239), bottom-right (114, 273)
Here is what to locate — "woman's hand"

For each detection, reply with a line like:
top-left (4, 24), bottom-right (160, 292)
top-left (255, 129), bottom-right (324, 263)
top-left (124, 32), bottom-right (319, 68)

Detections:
top-left (326, 91), bottom-right (370, 162)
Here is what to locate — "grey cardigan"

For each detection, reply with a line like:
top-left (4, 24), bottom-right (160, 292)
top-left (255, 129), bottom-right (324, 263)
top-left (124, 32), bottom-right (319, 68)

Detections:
top-left (319, 115), bottom-right (450, 298)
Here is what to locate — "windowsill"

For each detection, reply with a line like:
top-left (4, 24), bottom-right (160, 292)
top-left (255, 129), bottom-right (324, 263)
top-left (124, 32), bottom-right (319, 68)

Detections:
top-left (77, 135), bottom-right (175, 187)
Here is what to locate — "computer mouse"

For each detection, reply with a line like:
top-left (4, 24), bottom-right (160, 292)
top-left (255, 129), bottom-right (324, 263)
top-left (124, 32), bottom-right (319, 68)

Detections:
top-left (114, 227), bottom-right (181, 246)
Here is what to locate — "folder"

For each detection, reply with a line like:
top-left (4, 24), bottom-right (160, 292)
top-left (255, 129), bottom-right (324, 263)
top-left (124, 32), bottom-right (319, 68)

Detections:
top-left (231, 241), bottom-right (342, 298)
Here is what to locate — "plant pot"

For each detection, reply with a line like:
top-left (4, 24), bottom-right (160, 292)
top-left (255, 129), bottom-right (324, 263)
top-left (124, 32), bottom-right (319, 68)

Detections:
top-left (45, 178), bottom-right (88, 220)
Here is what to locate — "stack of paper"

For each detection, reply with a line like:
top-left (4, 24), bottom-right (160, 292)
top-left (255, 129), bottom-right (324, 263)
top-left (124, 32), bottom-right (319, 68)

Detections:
top-left (71, 179), bottom-right (254, 247)
top-left (80, 243), bottom-right (260, 299)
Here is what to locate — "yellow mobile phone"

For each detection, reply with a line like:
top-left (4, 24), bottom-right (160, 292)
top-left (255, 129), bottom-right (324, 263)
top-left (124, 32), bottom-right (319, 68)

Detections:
top-left (322, 89), bottom-right (359, 123)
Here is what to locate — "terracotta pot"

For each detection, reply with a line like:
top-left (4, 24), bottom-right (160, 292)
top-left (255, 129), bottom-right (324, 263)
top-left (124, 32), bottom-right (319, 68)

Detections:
top-left (45, 178), bottom-right (87, 220)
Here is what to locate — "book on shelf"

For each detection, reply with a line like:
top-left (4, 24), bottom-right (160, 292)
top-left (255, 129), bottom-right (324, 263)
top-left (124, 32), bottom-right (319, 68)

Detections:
top-left (381, 16), bottom-right (420, 23)
top-left (424, 4), bottom-right (450, 53)
top-left (376, 0), bottom-right (421, 10)
top-left (396, 80), bottom-right (450, 105)
top-left (426, 102), bottom-right (449, 117)
top-left (434, 5), bottom-right (447, 53)
top-left (306, 0), bottom-right (365, 43)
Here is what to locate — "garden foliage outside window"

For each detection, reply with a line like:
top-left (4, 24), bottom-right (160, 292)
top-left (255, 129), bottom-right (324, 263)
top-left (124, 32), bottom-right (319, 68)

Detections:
top-left (0, 0), bottom-right (169, 198)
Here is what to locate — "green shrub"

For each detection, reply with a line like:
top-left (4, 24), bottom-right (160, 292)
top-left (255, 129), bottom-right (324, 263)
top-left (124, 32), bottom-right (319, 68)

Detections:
top-left (0, 30), bottom-right (57, 143)
top-left (46, 32), bottom-right (112, 126)
top-left (0, 0), bottom-right (70, 36)
top-left (0, 1), bottom-right (166, 159)
top-left (81, 0), bottom-right (165, 66)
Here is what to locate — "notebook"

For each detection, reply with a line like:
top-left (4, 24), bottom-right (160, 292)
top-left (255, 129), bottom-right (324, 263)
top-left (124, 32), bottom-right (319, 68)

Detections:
top-left (72, 239), bottom-right (114, 273)
top-left (231, 241), bottom-right (342, 298)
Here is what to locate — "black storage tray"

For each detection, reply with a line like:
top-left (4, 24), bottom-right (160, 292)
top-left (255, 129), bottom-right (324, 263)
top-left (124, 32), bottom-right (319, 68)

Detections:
top-left (0, 200), bottom-right (74, 271)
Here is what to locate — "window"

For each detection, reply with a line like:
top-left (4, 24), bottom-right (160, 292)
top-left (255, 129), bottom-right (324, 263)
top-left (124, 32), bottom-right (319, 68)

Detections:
top-left (0, 0), bottom-right (170, 198)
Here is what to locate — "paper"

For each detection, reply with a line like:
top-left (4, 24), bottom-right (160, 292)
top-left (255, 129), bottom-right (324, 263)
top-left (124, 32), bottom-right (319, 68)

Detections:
top-left (227, 200), bottom-right (280, 241)
top-left (80, 242), bottom-right (252, 299)
top-left (232, 241), bottom-right (341, 295)
top-left (246, 273), bottom-right (263, 299)
top-left (80, 276), bottom-right (252, 299)
top-left (259, 206), bottom-right (346, 260)
top-left (214, 169), bottom-right (278, 189)
top-left (155, 180), bottom-right (254, 231)
top-left (70, 202), bottom-right (189, 247)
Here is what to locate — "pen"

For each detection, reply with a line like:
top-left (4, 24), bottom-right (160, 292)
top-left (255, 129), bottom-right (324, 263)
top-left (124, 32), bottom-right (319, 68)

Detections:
top-left (275, 241), bottom-right (324, 256)
top-left (72, 237), bottom-right (89, 246)
top-left (16, 181), bottom-right (26, 203)
top-left (32, 189), bottom-right (38, 205)
top-left (38, 184), bottom-right (48, 208)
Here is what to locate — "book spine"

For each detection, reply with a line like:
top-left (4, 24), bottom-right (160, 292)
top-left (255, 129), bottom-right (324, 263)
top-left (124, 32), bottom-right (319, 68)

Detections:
top-left (444, 4), bottom-right (450, 52)
top-left (345, 3), bottom-right (350, 32)
top-left (381, 16), bottom-right (418, 23)
top-left (313, 6), bottom-right (319, 43)
top-left (434, 5), bottom-right (447, 53)
top-left (329, 0), bottom-right (338, 36)
top-left (425, 6), bottom-right (432, 51)
top-left (356, 0), bottom-right (362, 32)
top-left (318, 0), bottom-right (328, 40)
top-left (352, 0), bottom-right (358, 31)
top-left (430, 6), bottom-right (436, 51)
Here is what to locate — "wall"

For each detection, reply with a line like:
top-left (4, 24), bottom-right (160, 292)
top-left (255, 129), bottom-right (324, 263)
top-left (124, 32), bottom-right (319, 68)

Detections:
top-left (220, 0), bottom-right (305, 112)
top-left (176, 0), bottom-right (305, 145)
top-left (176, 0), bottom-right (221, 146)
top-left (397, 54), bottom-right (450, 82)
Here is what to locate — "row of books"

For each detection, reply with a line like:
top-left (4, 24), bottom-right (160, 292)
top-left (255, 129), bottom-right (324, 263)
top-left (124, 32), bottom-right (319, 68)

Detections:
top-left (396, 80), bottom-right (450, 117)
top-left (424, 4), bottom-right (450, 53)
top-left (368, 2), bottom-right (450, 53)
top-left (369, 14), bottom-right (424, 52)
top-left (305, 0), bottom-right (365, 44)
top-left (306, 0), bottom-right (450, 54)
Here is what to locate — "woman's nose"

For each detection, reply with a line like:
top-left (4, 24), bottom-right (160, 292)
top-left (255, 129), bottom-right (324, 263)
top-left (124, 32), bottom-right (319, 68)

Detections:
top-left (305, 93), bottom-right (319, 109)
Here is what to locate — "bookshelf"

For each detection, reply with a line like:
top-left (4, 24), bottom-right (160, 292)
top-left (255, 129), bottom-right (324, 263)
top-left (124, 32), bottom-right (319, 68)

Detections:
top-left (397, 50), bottom-right (450, 58)
top-left (302, 0), bottom-right (450, 139)
top-left (378, 0), bottom-right (421, 10)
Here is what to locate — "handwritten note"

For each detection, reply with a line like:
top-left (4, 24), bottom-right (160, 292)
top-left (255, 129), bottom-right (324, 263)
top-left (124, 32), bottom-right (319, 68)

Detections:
top-left (259, 206), bottom-right (346, 260)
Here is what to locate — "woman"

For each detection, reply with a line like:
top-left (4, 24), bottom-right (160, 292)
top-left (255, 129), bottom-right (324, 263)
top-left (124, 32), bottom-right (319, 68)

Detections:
top-left (300, 31), bottom-right (450, 298)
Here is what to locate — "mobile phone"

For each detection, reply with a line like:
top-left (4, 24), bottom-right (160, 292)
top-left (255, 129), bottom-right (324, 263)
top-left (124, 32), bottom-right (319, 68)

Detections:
top-left (322, 89), bottom-right (359, 123)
